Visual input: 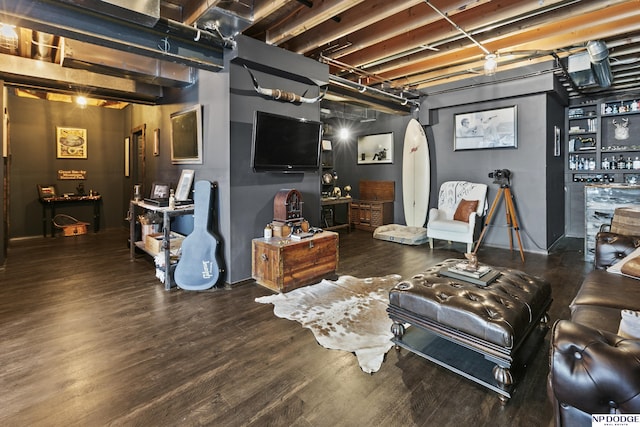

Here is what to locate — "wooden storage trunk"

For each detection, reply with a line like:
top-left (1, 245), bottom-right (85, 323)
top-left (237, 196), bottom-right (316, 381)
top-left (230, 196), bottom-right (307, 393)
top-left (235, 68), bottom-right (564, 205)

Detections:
top-left (252, 231), bottom-right (338, 293)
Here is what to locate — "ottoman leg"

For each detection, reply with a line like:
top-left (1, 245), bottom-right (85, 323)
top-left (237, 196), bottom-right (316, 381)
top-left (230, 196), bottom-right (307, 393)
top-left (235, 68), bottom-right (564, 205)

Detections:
top-left (391, 321), bottom-right (405, 350)
top-left (540, 312), bottom-right (550, 330)
top-left (492, 365), bottom-right (513, 404)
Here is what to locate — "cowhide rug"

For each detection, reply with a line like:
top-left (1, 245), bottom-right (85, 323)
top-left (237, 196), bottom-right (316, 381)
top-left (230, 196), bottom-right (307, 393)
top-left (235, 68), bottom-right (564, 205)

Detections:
top-left (255, 274), bottom-right (402, 373)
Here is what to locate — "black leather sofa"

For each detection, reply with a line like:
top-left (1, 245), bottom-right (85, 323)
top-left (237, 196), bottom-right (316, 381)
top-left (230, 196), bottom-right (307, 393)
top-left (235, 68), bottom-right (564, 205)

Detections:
top-left (548, 232), bottom-right (640, 426)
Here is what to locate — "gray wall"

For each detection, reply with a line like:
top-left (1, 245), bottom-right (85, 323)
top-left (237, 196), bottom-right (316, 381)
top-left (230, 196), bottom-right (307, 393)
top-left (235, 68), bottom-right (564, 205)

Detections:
top-left (334, 65), bottom-right (567, 253)
top-left (227, 35), bottom-right (329, 283)
top-left (128, 70), bottom-right (231, 279)
top-left (428, 94), bottom-right (561, 252)
top-left (8, 94), bottom-right (127, 237)
top-left (333, 113), bottom-right (414, 225)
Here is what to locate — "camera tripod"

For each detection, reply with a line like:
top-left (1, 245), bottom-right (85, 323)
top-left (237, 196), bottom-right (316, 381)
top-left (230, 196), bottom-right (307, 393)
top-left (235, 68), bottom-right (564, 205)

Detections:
top-left (473, 184), bottom-right (525, 262)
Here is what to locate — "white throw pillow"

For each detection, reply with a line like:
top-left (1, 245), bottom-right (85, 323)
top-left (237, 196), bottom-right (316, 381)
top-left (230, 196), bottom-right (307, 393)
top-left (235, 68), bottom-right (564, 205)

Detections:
top-left (618, 309), bottom-right (640, 339)
top-left (607, 247), bottom-right (640, 274)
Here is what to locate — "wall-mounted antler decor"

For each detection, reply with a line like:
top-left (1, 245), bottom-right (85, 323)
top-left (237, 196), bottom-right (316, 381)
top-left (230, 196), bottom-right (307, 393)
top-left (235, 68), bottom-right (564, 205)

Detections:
top-left (244, 65), bottom-right (326, 104)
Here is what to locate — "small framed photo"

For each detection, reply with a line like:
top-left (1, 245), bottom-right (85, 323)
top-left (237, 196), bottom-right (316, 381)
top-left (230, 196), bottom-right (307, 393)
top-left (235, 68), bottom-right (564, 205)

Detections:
top-left (150, 182), bottom-right (170, 199)
top-left (37, 184), bottom-right (58, 199)
top-left (153, 128), bottom-right (160, 156)
top-left (175, 169), bottom-right (195, 201)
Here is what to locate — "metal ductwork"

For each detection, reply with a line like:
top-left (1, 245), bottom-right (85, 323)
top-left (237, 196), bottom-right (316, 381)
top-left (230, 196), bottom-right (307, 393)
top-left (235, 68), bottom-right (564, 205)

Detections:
top-left (57, 0), bottom-right (160, 27)
top-left (0, 0), bottom-right (228, 72)
top-left (586, 40), bottom-right (612, 88)
top-left (568, 40), bottom-right (613, 89)
top-left (60, 39), bottom-right (195, 87)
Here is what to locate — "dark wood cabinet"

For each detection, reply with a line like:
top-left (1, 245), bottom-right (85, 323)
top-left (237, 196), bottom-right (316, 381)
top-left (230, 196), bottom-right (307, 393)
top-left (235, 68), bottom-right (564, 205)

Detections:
top-left (350, 180), bottom-right (394, 231)
top-left (351, 200), bottom-right (393, 231)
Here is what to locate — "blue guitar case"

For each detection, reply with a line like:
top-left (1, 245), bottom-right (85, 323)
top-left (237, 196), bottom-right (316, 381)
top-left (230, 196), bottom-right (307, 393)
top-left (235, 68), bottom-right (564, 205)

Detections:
top-left (174, 180), bottom-right (224, 290)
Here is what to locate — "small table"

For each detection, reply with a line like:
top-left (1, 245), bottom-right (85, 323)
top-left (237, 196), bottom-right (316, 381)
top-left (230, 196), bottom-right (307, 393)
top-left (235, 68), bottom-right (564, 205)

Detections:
top-left (388, 259), bottom-right (552, 403)
top-left (39, 195), bottom-right (102, 237)
top-left (321, 197), bottom-right (352, 232)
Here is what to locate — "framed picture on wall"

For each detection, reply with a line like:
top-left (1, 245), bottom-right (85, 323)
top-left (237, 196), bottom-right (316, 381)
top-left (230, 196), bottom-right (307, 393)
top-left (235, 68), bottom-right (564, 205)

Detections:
top-left (454, 106), bottom-right (517, 151)
top-left (170, 105), bottom-right (203, 164)
top-left (357, 132), bottom-right (394, 164)
top-left (56, 127), bottom-right (87, 159)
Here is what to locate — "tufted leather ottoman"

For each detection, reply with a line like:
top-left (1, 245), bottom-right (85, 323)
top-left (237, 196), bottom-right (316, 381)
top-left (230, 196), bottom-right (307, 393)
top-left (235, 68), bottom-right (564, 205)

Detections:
top-left (388, 259), bottom-right (552, 402)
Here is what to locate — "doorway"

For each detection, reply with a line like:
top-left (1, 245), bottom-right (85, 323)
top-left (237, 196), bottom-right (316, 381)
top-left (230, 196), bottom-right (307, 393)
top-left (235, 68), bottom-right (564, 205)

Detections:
top-left (131, 124), bottom-right (146, 198)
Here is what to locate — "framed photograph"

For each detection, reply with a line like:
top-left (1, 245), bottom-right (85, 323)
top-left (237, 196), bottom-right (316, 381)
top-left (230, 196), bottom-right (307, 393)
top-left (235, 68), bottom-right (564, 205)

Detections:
top-left (37, 184), bottom-right (58, 199)
top-left (150, 182), bottom-right (170, 199)
top-left (454, 106), bottom-right (517, 151)
top-left (170, 105), bottom-right (203, 164)
top-left (175, 169), bottom-right (195, 201)
top-left (124, 137), bottom-right (130, 177)
top-left (357, 132), bottom-right (394, 164)
top-left (56, 127), bottom-right (87, 159)
top-left (153, 128), bottom-right (160, 156)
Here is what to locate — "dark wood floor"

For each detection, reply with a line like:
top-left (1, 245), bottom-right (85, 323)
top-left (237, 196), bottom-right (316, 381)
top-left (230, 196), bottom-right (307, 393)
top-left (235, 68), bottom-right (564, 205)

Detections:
top-left (0, 228), bottom-right (589, 426)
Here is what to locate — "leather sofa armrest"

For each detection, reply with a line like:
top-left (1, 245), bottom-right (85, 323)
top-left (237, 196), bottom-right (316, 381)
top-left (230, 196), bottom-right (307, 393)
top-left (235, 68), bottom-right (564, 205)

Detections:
top-left (595, 232), bottom-right (640, 270)
top-left (548, 320), bottom-right (640, 422)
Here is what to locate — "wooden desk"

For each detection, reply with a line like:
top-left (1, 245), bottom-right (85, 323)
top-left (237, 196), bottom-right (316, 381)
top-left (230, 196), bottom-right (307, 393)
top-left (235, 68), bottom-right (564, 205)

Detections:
top-left (39, 195), bottom-right (102, 237)
top-left (321, 197), bottom-right (352, 232)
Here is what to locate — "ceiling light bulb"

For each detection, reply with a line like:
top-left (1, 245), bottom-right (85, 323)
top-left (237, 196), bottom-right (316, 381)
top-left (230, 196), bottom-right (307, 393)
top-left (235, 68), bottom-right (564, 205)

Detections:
top-left (0, 23), bottom-right (18, 51)
top-left (76, 96), bottom-right (87, 107)
top-left (339, 128), bottom-right (349, 140)
top-left (484, 54), bottom-right (497, 76)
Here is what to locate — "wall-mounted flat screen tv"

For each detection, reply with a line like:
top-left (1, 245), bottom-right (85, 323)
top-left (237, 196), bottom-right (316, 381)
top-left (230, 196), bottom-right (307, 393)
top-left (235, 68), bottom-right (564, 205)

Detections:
top-left (251, 111), bottom-right (322, 172)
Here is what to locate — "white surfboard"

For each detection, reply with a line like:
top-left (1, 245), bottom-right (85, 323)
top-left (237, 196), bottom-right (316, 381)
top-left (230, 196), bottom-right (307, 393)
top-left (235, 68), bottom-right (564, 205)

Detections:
top-left (402, 118), bottom-right (430, 227)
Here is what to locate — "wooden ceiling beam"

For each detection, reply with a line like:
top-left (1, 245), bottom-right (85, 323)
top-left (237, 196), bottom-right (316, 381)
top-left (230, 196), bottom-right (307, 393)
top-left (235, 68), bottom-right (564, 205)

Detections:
top-left (252, 0), bottom-right (294, 23)
top-left (360, 1), bottom-right (639, 82)
top-left (389, 9), bottom-right (640, 87)
top-left (319, 0), bottom-right (494, 62)
top-left (266, 0), bottom-right (366, 46)
top-left (181, 0), bottom-right (224, 25)
top-left (282, 0), bottom-right (422, 54)
top-left (331, 0), bottom-right (569, 65)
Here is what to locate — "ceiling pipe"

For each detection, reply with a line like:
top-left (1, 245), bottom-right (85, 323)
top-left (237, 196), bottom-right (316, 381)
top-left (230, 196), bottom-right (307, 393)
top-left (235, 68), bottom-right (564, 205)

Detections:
top-left (329, 74), bottom-right (420, 109)
top-left (423, 0), bottom-right (490, 56)
top-left (0, 0), bottom-right (230, 72)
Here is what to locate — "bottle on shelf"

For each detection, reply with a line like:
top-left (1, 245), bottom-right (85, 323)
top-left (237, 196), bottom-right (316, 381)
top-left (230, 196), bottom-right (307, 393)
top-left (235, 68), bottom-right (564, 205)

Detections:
top-left (627, 157), bottom-right (633, 170)
top-left (619, 155), bottom-right (626, 169)
top-left (169, 189), bottom-right (176, 209)
top-left (588, 157), bottom-right (596, 170)
top-left (569, 155), bottom-right (576, 170)
top-left (634, 157), bottom-right (640, 169)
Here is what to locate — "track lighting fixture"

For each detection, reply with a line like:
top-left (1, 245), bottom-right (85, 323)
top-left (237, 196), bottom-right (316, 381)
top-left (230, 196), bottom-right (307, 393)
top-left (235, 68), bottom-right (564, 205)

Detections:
top-left (484, 54), bottom-right (497, 76)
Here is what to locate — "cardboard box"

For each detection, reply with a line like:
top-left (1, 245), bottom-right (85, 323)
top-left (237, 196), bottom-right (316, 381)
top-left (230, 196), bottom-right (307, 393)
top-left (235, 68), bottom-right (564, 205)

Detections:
top-left (145, 232), bottom-right (185, 254)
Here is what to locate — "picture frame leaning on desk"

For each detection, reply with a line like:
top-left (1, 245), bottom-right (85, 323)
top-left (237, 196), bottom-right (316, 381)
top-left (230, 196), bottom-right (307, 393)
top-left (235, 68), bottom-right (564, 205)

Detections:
top-left (37, 184), bottom-right (58, 200)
